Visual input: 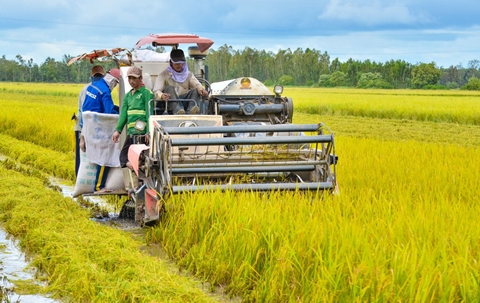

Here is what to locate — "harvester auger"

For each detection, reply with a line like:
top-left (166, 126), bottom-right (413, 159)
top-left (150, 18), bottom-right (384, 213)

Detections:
top-left (142, 122), bottom-right (336, 193)
top-left (68, 33), bottom-right (338, 226)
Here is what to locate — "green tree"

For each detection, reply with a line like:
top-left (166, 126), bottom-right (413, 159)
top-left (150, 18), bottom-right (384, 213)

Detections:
top-left (278, 75), bottom-right (295, 86)
top-left (440, 65), bottom-right (459, 87)
top-left (207, 45), bottom-right (235, 82)
top-left (15, 54), bottom-right (26, 82)
top-left (0, 46), bottom-right (477, 88)
top-left (357, 72), bottom-right (392, 89)
top-left (446, 81), bottom-right (459, 89)
top-left (274, 49), bottom-right (293, 82)
top-left (330, 71), bottom-right (348, 87)
top-left (318, 74), bottom-right (332, 87)
top-left (319, 71), bottom-right (348, 87)
top-left (461, 76), bottom-right (480, 90)
top-left (343, 58), bottom-right (360, 86)
top-left (411, 62), bottom-right (442, 88)
top-left (383, 59), bottom-right (412, 88)
top-left (290, 48), bottom-right (323, 85)
top-left (41, 57), bottom-right (59, 82)
top-left (318, 51), bottom-right (330, 76)
top-left (329, 58), bottom-right (341, 73)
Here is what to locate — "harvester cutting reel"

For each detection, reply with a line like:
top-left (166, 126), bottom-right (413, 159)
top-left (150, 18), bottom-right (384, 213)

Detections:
top-left (134, 120), bottom-right (338, 222)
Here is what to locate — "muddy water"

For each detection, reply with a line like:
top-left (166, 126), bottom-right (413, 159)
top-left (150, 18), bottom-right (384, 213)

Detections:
top-left (0, 156), bottom-right (59, 302)
top-left (51, 177), bottom-right (117, 214)
top-left (51, 177), bottom-right (140, 230)
top-left (0, 228), bottom-right (59, 303)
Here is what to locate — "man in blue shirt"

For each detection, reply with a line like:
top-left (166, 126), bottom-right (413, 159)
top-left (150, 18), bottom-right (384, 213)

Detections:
top-left (81, 67), bottom-right (119, 122)
top-left (74, 65), bottom-right (106, 176)
top-left (80, 66), bottom-right (121, 193)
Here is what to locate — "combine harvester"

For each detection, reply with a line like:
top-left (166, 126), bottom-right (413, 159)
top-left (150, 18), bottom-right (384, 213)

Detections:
top-left (69, 33), bottom-right (338, 226)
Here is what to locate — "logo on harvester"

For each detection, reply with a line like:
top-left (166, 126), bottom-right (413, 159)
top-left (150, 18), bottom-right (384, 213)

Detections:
top-left (178, 121), bottom-right (197, 128)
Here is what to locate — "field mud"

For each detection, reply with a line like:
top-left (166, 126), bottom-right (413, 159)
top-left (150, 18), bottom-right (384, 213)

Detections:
top-left (0, 228), bottom-right (59, 303)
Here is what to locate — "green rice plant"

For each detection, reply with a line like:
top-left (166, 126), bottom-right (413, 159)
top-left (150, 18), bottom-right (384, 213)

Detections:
top-left (0, 82), bottom-right (83, 97)
top-left (0, 82), bottom-right (119, 101)
top-left (0, 90), bottom-right (77, 153)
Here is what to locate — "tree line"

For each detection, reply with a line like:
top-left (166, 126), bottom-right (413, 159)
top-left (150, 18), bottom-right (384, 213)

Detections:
top-left (2, 46), bottom-right (480, 90)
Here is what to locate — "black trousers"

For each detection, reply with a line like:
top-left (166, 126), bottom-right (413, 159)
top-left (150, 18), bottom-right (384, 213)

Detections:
top-left (75, 130), bottom-right (81, 176)
top-left (120, 135), bottom-right (147, 168)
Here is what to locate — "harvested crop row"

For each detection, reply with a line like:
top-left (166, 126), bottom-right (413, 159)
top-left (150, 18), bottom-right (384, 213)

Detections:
top-left (0, 163), bottom-right (220, 303)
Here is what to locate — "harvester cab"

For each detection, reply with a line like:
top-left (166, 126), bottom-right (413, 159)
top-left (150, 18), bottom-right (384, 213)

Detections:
top-left (68, 33), bottom-right (338, 226)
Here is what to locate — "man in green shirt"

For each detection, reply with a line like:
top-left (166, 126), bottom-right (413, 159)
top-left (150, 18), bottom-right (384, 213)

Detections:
top-left (112, 66), bottom-right (153, 170)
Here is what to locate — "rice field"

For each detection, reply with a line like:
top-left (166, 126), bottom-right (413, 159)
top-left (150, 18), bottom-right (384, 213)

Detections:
top-left (0, 82), bottom-right (480, 302)
top-left (290, 87), bottom-right (480, 125)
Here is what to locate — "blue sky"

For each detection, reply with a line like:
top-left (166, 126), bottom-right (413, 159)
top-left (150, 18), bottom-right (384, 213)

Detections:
top-left (1, 0), bottom-right (479, 68)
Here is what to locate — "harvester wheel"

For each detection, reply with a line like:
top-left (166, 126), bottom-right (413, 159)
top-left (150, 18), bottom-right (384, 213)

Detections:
top-left (286, 98), bottom-right (294, 123)
top-left (145, 156), bottom-right (161, 193)
top-left (118, 199), bottom-right (136, 220)
top-left (315, 167), bottom-right (328, 182)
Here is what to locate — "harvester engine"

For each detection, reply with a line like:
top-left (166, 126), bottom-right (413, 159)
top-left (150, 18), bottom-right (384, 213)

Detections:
top-left (210, 77), bottom-right (293, 125)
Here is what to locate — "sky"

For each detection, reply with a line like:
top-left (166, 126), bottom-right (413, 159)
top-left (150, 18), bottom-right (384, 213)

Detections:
top-left (1, 0), bottom-right (479, 68)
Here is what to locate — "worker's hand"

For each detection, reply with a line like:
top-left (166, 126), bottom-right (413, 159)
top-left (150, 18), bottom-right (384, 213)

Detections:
top-left (79, 135), bottom-right (86, 152)
top-left (198, 88), bottom-right (208, 97)
top-left (155, 91), bottom-right (170, 101)
top-left (145, 134), bottom-right (150, 145)
top-left (112, 131), bottom-right (120, 143)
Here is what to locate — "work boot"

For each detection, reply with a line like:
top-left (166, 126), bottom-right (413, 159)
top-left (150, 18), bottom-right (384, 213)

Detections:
top-left (174, 109), bottom-right (186, 115)
top-left (188, 106), bottom-right (200, 114)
